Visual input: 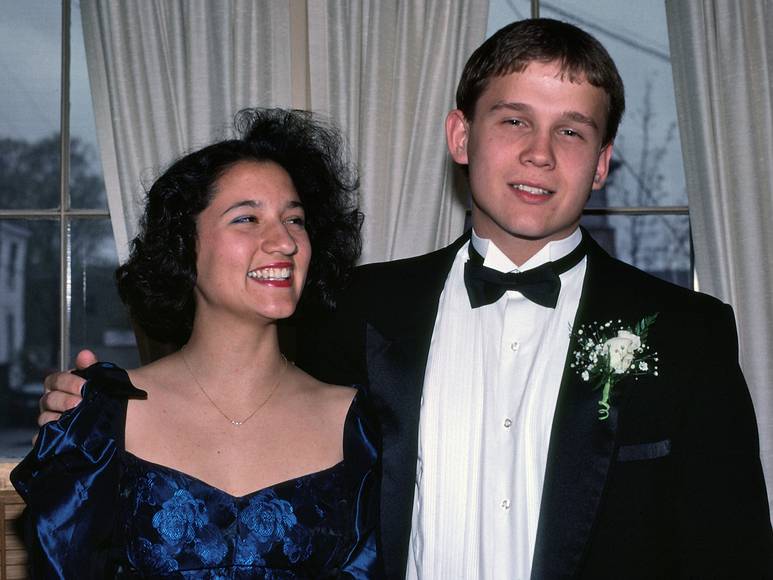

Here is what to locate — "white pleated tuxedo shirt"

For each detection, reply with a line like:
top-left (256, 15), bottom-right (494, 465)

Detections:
top-left (406, 228), bottom-right (586, 580)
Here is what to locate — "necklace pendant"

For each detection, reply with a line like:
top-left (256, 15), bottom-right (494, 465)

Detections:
top-left (181, 347), bottom-right (288, 428)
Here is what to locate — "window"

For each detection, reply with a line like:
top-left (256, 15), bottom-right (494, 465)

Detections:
top-left (0, 0), bottom-right (138, 458)
top-left (487, 0), bottom-right (692, 288)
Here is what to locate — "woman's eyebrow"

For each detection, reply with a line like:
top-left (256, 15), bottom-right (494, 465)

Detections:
top-left (221, 199), bottom-right (304, 216)
top-left (221, 199), bottom-right (262, 216)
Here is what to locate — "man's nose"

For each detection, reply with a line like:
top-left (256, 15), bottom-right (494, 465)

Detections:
top-left (519, 131), bottom-right (555, 168)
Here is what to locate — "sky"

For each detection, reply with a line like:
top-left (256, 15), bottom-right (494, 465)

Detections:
top-left (0, 0), bottom-right (98, 146)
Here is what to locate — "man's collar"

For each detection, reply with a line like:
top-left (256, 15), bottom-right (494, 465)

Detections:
top-left (470, 228), bottom-right (583, 273)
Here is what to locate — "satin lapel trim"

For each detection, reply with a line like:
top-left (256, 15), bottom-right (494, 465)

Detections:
top-left (364, 236), bottom-right (467, 579)
top-left (531, 243), bottom-right (630, 580)
top-left (367, 324), bottom-right (428, 579)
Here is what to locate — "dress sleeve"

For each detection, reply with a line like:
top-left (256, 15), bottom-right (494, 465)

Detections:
top-left (339, 392), bottom-right (384, 579)
top-left (10, 362), bottom-right (147, 579)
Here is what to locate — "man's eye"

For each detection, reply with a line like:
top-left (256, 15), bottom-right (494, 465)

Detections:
top-left (505, 118), bottom-right (526, 127)
top-left (560, 128), bottom-right (581, 138)
top-left (232, 215), bottom-right (257, 224)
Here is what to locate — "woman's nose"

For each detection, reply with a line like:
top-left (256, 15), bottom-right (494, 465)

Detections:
top-left (261, 221), bottom-right (298, 255)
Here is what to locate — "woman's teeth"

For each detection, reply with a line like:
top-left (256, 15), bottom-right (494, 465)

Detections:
top-left (247, 267), bottom-right (291, 280)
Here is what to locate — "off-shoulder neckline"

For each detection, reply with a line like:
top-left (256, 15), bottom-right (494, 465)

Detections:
top-left (76, 362), bottom-right (366, 497)
top-left (120, 390), bottom-right (361, 500)
top-left (122, 449), bottom-right (346, 501)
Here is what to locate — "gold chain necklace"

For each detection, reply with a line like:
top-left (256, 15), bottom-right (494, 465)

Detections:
top-left (180, 348), bottom-right (289, 426)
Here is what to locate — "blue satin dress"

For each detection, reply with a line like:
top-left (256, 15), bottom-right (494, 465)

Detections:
top-left (12, 363), bottom-right (381, 579)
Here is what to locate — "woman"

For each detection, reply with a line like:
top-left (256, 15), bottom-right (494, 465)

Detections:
top-left (12, 109), bottom-right (380, 578)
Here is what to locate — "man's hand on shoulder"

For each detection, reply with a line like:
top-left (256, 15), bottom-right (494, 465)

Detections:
top-left (38, 349), bottom-right (97, 426)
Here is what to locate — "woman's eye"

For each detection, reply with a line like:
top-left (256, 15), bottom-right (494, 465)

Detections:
top-left (232, 215), bottom-right (257, 224)
top-left (285, 216), bottom-right (306, 227)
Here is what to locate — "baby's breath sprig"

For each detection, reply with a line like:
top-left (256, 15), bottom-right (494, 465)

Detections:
top-left (569, 314), bottom-right (659, 421)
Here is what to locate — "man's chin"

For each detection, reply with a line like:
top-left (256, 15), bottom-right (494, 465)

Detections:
top-left (470, 208), bottom-right (581, 247)
top-left (501, 222), bottom-right (581, 244)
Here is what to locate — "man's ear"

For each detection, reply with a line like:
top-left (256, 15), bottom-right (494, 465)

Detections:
top-left (446, 109), bottom-right (470, 165)
top-left (592, 142), bottom-right (614, 191)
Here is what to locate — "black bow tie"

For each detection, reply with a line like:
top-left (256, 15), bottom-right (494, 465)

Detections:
top-left (464, 235), bottom-right (587, 309)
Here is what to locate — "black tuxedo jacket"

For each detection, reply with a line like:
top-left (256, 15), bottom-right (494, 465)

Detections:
top-left (297, 232), bottom-right (773, 579)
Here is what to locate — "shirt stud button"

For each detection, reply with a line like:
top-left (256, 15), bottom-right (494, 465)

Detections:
top-left (501, 499), bottom-right (511, 510)
top-left (510, 341), bottom-right (520, 352)
top-left (503, 418), bottom-right (512, 428)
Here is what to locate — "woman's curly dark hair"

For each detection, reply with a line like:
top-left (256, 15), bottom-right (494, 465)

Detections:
top-left (116, 108), bottom-right (362, 346)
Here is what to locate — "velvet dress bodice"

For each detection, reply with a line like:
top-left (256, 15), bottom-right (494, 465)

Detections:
top-left (12, 363), bottom-right (381, 579)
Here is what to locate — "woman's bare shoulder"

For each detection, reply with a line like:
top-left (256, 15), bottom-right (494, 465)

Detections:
top-left (289, 365), bottom-right (356, 415)
top-left (125, 354), bottom-right (185, 395)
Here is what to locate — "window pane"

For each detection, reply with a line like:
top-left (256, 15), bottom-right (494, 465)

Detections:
top-left (71, 219), bottom-right (139, 370)
top-left (541, 0), bottom-right (687, 208)
top-left (581, 213), bottom-right (692, 288)
top-left (0, 0), bottom-right (61, 210)
top-left (70, 1), bottom-right (107, 210)
top-left (486, 0), bottom-right (531, 30)
top-left (0, 220), bottom-right (60, 458)
top-left (485, 1), bottom-right (687, 209)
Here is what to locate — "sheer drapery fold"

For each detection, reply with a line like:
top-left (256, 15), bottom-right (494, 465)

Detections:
top-left (666, 0), bottom-right (773, 516)
top-left (80, 0), bottom-right (292, 260)
top-left (83, 0), bottom-right (487, 264)
top-left (307, 0), bottom-right (488, 263)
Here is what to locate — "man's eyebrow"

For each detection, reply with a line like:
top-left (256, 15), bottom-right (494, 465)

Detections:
top-left (561, 111), bottom-right (599, 130)
top-left (489, 101), bottom-right (532, 114)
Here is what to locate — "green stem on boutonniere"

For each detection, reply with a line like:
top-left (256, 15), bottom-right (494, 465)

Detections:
top-left (598, 377), bottom-right (612, 421)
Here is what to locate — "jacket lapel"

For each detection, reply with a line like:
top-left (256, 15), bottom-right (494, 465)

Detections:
top-left (366, 325), bottom-right (429, 578)
top-left (366, 232), bottom-right (639, 578)
top-left (363, 234), bottom-right (468, 579)
top-left (531, 235), bottom-right (634, 579)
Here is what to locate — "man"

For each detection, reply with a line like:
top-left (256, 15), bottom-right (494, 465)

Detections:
top-left (42, 19), bottom-right (772, 579)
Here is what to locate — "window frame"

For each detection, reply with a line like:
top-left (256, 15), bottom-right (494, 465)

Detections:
top-left (0, 0), bottom-right (116, 470)
top-left (528, 0), bottom-right (691, 230)
top-left (528, 0), bottom-right (693, 284)
top-left (0, 0), bottom-right (110, 373)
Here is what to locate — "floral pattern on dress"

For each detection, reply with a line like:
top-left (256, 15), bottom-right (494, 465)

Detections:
top-left (193, 524), bottom-right (230, 566)
top-left (240, 491), bottom-right (297, 544)
top-left (282, 526), bottom-right (313, 564)
top-left (123, 457), bottom-right (352, 576)
top-left (135, 537), bottom-right (180, 573)
top-left (152, 489), bottom-right (209, 545)
top-left (130, 474), bottom-right (233, 571)
top-left (12, 363), bottom-right (380, 578)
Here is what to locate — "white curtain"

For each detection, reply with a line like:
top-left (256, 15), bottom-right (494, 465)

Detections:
top-left (665, 0), bottom-right (773, 515)
top-left (81, 0), bottom-right (293, 261)
top-left (306, 0), bottom-right (489, 263)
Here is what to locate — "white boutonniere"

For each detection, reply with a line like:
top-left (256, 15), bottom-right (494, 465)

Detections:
top-left (570, 314), bottom-right (659, 421)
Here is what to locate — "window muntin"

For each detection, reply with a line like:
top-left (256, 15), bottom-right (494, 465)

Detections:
top-left (0, 1), bottom-right (138, 459)
top-left (486, 0), bottom-right (692, 287)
